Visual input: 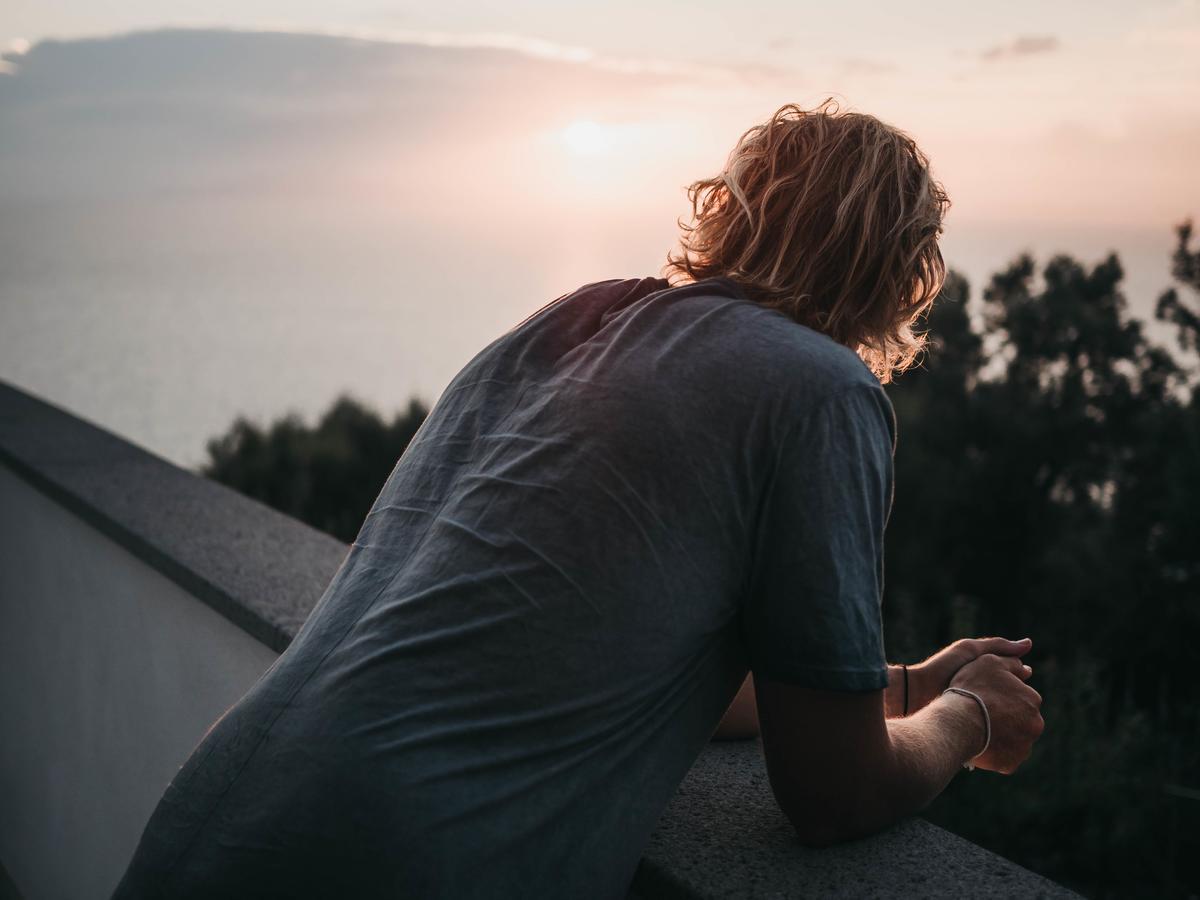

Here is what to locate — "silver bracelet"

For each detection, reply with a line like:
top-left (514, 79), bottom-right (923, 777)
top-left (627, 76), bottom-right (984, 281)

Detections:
top-left (942, 687), bottom-right (991, 771)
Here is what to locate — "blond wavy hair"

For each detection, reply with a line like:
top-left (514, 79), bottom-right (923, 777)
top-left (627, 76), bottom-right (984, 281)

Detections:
top-left (663, 98), bottom-right (950, 383)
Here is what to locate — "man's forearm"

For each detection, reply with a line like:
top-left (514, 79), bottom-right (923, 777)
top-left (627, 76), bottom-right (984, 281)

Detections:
top-left (880, 691), bottom-right (987, 816)
top-left (796, 690), bottom-right (986, 846)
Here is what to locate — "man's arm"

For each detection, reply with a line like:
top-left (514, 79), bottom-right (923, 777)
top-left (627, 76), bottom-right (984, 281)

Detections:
top-left (713, 672), bottom-right (760, 740)
top-left (714, 636), bottom-right (1034, 739)
top-left (756, 653), bottom-right (1043, 846)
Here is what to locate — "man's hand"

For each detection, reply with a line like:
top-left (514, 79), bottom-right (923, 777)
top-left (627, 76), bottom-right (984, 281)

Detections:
top-left (948, 653), bottom-right (1044, 774)
top-left (888, 636), bottom-right (1032, 717)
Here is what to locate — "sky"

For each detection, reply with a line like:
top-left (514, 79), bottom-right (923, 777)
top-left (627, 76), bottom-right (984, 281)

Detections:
top-left (1, 1), bottom-right (1198, 464)
top-left (4, 0), bottom-right (1198, 230)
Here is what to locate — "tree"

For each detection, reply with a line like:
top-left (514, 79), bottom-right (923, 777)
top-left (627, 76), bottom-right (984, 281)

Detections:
top-left (200, 394), bottom-right (428, 543)
top-left (883, 221), bottom-right (1199, 897)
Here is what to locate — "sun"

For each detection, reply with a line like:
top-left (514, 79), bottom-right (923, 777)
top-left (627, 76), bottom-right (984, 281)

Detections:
top-left (560, 120), bottom-right (615, 156)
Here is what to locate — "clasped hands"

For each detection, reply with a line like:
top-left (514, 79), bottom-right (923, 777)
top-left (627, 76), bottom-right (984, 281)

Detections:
top-left (889, 636), bottom-right (1045, 774)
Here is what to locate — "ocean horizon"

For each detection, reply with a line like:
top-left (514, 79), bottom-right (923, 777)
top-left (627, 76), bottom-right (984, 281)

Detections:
top-left (0, 210), bottom-right (1188, 470)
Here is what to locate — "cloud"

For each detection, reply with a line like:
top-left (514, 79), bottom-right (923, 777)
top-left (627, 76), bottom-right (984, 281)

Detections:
top-left (184, 23), bottom-right (779, 84)
top-left (0, 27), bottom-right (686, 132)
top-left (346, 25), bottom-right (793, 82)
top-left (0, 26), bottom-right (773, 207)
top-left (980, 35), bottom-right (1060, 62)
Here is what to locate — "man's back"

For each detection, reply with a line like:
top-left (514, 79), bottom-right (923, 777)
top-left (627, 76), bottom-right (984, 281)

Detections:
top-left (113, 274), bottom-right (891, 899)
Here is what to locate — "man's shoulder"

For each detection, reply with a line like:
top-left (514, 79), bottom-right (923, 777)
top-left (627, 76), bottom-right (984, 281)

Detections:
top-left (713, 300), bottom-right (885, 411)
top-left (705, 301), bottom-right (896, 461)
top-left (765, 314), bottom-right (877, 385)
top-left (545, 275), bottom-right (887, 428)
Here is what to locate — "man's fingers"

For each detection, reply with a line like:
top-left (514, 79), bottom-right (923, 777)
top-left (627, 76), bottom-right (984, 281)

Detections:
top-left (997, 655), bottom-right (1033, 680)
top-left (964, 636), bottom-right (1032, 659)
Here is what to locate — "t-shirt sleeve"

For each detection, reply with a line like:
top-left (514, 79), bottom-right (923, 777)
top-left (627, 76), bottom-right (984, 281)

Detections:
top-left (742, 381), bottom-right (896, 691)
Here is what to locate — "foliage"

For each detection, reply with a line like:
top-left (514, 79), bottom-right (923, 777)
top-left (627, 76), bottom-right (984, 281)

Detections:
top-left (884, 219), bottom-right (1200, 898)
top-left (200, 395), bottom-right (428, 543)
top-left (201, 221), bottom-right (1200, 897)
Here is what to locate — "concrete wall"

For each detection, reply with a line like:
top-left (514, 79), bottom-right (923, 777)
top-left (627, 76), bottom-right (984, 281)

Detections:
top-left (0, 463), bottom-right (278, 900)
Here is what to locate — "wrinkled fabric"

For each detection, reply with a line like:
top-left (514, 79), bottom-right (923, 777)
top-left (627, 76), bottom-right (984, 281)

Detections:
top-left (112, 275), bottom-right (895, 900)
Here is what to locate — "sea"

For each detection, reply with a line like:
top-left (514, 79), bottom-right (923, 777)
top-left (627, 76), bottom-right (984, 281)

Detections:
top-left (0, 207), bottom-right (1189, 471)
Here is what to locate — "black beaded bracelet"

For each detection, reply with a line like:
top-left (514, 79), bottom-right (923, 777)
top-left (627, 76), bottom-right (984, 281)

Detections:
top-left (902, 663), bottom-right (909, 717)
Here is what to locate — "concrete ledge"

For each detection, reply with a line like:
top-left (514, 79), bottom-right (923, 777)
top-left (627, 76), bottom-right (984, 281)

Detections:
top-left (631, 740), bottom-right (1077, 898)
top-left (0, 380), bottom-right (346, 652)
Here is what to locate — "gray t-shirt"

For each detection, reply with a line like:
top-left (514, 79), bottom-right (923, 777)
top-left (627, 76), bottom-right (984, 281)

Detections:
top-left (113, 275), bottom-right (896, 900)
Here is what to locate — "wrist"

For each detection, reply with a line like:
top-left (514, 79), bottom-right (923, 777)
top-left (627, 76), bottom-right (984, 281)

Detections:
top-left (940, 688), bottom-right (990, 765)
top-left (906, 662), bottom-right (929, 712)
top-left (886, 662), bottom-right (937, 718)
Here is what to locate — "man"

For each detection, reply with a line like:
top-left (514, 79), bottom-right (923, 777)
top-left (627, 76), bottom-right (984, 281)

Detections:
top-left (113, 99), bottom-right (1044, 899)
